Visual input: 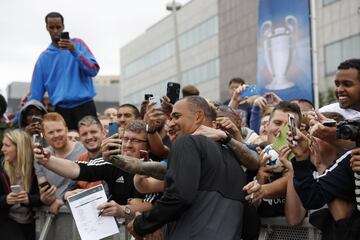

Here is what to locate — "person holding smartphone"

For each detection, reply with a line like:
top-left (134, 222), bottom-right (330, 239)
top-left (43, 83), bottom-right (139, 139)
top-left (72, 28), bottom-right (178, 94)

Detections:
top-left (17, 99), bottom-right (47, 136)
top-left (28, 11), bottom-right (99, 131)
top-left (0, 129), bottom-right (43, 240)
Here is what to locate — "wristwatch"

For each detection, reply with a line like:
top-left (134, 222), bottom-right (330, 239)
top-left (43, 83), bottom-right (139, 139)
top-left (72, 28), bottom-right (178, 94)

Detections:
top-left (146, 124), bottom-right (157, 134)
top-left (124, 205), bottom-right (131, 218)
top-left (221, 131), bottom-right (233, 145)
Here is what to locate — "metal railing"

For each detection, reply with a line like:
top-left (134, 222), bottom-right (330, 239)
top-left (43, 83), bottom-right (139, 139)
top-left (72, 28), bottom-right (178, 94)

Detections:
top-left (35, 206), bottom-right (130, 240)
top-left (35, 206), bottom-right (321, 240)
top-left (259, 217), bottom-right (322, 240)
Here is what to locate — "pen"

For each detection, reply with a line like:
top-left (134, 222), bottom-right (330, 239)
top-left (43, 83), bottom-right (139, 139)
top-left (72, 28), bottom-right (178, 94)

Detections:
top-left (98, 194), bottom-right (113, 217)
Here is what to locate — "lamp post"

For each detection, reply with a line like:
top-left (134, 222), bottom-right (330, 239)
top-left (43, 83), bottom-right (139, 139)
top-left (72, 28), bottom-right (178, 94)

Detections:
top-left (166, 0), bottom-right (182, 85)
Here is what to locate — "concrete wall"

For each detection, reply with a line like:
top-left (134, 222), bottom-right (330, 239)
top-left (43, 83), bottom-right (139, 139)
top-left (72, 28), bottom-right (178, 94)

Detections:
top-left (315, 0), bottom-right (360, 92)
top-left (218, 0), bottom-right (258, 102)
top-left (120, 0), bottom-right (219, 105)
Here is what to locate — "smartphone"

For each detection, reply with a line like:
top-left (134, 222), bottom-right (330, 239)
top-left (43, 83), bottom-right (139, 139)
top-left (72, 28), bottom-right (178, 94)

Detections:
top-left (11, 185), bottom-right (22, 193)
top-left (264, 94), bottom-right (274, 105)
top-left (323, 119), bottom-right (337, 127)
top-left (288, 113), bottom-right (297, 144)
top-left (108, 122), bottom-right (119, 137)
top-left (32, 134), bottom-right (44, 154)
top-left (149, 96), bottom-right (162, 109)
top-left (31, 115), bottom-right (42, 124)
top-left (60, 31), bottom-right (70, 40)
top-left (39, 181), bottom-right (51, 191)
top-left (166, 82), bottom-right (180, 104)
top-left (144, 94), bottom-right (153, 101)
top-left (139, 150), bottom-right (149, 161)
top-left (240, 85), bottom-right (258, 98)
top-left (272, 125), bottom-right (295, 161)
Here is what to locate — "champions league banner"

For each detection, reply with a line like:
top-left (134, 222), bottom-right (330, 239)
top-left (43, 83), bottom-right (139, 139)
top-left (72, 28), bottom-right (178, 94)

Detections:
top-left (257, 0), bottom-right (313, 101)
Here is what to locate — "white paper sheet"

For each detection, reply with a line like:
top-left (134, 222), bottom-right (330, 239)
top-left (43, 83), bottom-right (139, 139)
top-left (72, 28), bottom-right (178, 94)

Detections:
top-left (67, 184), bottom-right (119, 240)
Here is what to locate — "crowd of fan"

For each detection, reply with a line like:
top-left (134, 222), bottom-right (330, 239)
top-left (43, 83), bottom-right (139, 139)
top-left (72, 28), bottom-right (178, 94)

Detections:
top-left (1, 58), bottom-right (360, 240)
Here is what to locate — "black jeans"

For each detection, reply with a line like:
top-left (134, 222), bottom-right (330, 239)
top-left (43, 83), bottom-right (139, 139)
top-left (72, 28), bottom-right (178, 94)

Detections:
top-left (55, 100), bottom-right (97, 130)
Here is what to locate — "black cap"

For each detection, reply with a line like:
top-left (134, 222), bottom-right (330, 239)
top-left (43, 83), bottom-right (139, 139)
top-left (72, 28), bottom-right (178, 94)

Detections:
top-left (0, 94), bottom-right (7, 117)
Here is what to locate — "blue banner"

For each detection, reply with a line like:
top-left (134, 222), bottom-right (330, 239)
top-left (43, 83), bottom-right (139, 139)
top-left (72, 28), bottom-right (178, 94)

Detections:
top-left (257, 0), bottom-right (313, 102)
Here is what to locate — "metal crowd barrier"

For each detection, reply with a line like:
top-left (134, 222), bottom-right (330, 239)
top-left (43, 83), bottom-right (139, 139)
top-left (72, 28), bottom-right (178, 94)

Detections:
top-left (35, 206), bottom-right (321, 240)
top-left (35, 206), bottom-right (130, 240)
top-left (259, 217), bottom-right (322, 240)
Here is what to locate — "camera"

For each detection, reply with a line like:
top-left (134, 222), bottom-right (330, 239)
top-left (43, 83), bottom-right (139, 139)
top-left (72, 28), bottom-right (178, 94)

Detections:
top-left (336, 117), bottom-right (360, 146)
top-left (336, 117), bottom-right (360, 211)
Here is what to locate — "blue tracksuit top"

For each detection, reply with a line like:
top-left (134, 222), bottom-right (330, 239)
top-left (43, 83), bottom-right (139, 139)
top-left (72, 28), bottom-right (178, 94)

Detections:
top-left (29, 38), bottom-right (100, 108)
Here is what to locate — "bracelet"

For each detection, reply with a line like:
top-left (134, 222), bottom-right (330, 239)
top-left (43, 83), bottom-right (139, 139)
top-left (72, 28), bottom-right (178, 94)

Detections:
top-left (146, 124), bottom-right (157, 134)
top-left (221, 132), bottom-right (233, 145)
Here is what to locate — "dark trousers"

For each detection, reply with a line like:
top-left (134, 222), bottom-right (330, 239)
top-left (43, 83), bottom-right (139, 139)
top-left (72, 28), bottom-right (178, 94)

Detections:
top-left (0, 219), bottom-right (35, 240)
top-left (55, 100), bottom-right (97, 130)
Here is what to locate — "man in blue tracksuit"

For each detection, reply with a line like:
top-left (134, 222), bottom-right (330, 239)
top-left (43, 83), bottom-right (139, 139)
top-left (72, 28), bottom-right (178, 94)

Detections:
top-left (29, 12), bottom-right (100, 130)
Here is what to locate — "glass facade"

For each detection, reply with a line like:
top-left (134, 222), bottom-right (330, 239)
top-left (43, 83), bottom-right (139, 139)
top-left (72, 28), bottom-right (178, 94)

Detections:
top-left (124, 41), bottom-right (175, 78)
top-left (182, 58), bottom-right (219, 85)
top-left (179, 16), bottom-right (218, 50)
top-left (123, 78), bottom-right (175, 105)
top-left (124, 16), bottom-right (218, 78)
top-left (322, 0), bottom-right (339, 6)
top-left (324, 34), bottom-right (360, 76)
top-left (124, 58), bottom-right (219, 104)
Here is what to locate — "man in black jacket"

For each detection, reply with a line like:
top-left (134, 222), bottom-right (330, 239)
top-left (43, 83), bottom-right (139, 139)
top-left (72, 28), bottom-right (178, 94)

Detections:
top-left (128, 96), bottom-right (253, 240)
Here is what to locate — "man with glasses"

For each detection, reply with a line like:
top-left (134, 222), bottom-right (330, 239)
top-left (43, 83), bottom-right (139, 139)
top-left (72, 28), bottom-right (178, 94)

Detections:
top-left (34, 120), bottom-right (149, 219)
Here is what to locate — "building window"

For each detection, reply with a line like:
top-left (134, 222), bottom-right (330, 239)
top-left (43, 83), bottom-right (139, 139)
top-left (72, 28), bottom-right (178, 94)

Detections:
top-left (123, 78), bottom-right (175, 105)
top-left (123, 16), bottom-right (218, 78)
top-left (179, 16), bottom-right (218, 51)
top-left (182, 58), bottom-right (219, 85)
top-left (124, 40), bottom-right (174, 78)
top-left (322, 0), bottom-right (339, 6)
top-left (110, 79), bottom-right (119, 84)
top-left (324, 34), bottom-right (360, 76)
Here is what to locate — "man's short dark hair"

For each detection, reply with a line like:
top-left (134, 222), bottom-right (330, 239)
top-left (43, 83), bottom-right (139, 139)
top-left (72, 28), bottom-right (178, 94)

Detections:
top-left (184, 96), bottom-right (216, 122)
top-left (228, 77), bottom-right (245, 86)
top-left (182, 85), bottom-right (200, 97)
top-left (45, 12), bottom-right (64, 24)
top-left (270, 101), bottom-right (302, 127)
top-left (118, 104), bottom-right (140, 119)
top-left (291, 98), bottom-right (315, 109)
top-left (338, 59), bottom-right (360, 80)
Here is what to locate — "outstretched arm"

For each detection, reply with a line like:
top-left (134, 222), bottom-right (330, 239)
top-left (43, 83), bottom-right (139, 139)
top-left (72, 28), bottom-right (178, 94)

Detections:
top-left (109, 155), bottom-right (167, 180)
top-left (34, 145), bottom-right (80, 179)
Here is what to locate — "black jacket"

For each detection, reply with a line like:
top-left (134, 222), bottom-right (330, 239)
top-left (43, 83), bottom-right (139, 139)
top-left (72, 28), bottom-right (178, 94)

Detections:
top-left (0, 163), bottom-right (42, 225)
top-left (134, 135), bottom-right (246, 239)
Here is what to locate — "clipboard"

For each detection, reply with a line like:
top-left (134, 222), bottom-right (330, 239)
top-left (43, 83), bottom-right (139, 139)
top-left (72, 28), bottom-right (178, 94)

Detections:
top-left (67, 184), bottom-right (119, 240)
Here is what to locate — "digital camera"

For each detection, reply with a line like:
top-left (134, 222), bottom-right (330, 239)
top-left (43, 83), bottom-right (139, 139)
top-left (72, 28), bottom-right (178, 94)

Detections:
top-left (336, 117), bottom-right (360, 146)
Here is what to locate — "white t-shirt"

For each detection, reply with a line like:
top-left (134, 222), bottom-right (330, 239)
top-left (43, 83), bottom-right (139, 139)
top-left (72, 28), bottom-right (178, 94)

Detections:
top-left (319, 102), bottom-right (360, 119)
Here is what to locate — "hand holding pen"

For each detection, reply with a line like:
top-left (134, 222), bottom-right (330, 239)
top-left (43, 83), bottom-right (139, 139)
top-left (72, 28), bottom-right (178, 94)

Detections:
top-left (97, 195), bottom-right (113, 217)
